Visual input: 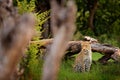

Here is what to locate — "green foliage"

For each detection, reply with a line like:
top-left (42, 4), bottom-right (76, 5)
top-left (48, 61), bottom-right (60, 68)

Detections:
top-left (33, 10), bottom-right (50, 40)
top-left (16, 0), bottom-right (50, 40)
top-left (92, 52), bottom-right (103, 61)
top-left (22, 44), bottom-right (43, 80)
top-left (17, 0), bottom-right (35, 13)
top-left (16, 0), bottom-right (49, 79)
top-left (82, 28), bottom-right (95, 36)
top-left (98, 34), bottom-right (119, 47)
top-left (58, 59), bottom-right (120, 80)
top-left (75, 0), bottom-right (120, 47)
top-left (73, 31), bottom-right (83, 40)
top-left (14, 0), bottom-right (120, 79)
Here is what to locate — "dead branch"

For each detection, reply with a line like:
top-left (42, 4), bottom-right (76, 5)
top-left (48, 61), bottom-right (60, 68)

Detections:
top-left (31, 38), bottom-right (120, 63)
top-left (84, 36), bottom-right (98, 43)
top-left (42, 0), bottom-right (77, 80)
top-left (0, 0), bottom-right (35, 80)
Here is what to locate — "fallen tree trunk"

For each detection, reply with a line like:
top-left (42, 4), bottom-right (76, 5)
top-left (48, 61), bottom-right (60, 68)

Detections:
top-left (30, 39), bottom-right (120, 63)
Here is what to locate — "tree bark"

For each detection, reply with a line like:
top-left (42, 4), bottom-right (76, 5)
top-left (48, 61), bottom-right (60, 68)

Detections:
top-left (42, 0), bottom-right (77, 80)
top-left (30, 39), bottom-right (120, 63)
top-left (87, 0), bottom-right (98, 30)
top-left (0, 0), bottom-right (35, 79)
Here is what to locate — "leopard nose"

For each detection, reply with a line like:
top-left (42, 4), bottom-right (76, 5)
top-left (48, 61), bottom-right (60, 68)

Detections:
top-left (83, 49), bottom-right (86, 51)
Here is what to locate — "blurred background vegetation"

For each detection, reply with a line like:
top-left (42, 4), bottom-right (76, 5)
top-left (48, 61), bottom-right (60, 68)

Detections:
top-left (14, 0), bottom-right (120, 46)
top-left (13, 0), bottom-right (120, 80)
top-left (75, 0), bottom-right (120, 47)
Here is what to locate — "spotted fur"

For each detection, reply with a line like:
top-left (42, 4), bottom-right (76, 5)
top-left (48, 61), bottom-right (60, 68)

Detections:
top-left (73, 41), bottom-right (92, 72)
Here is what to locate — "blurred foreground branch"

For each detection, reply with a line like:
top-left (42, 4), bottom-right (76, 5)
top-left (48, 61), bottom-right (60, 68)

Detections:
top-left (42, 0), bottom-right (77, 80)
top-left (0, 0), bottom-right (35, 80)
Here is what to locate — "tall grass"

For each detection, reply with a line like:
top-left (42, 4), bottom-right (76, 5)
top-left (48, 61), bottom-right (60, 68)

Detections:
top-left (58, 53), bottom-right (120, 80)
top-left (20, 50), bottom-right (120, 80)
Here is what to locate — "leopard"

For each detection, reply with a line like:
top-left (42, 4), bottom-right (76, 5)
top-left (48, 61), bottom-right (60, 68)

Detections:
top-left (73, 41), bottom-right (92, 72)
